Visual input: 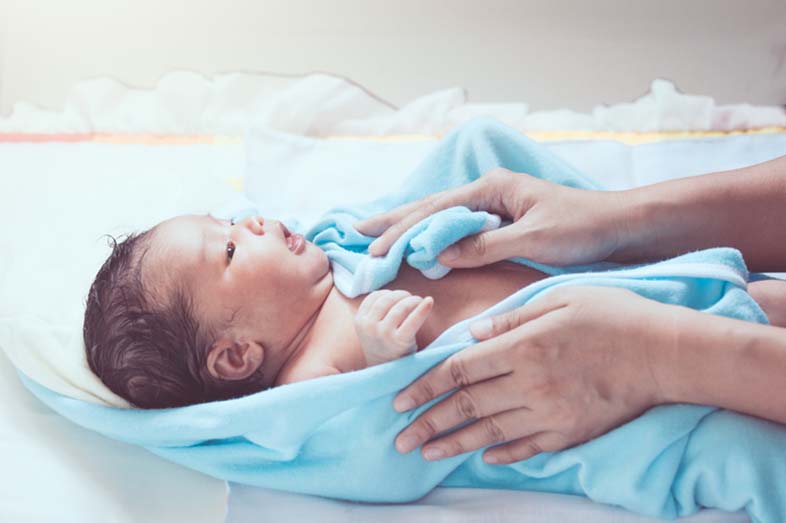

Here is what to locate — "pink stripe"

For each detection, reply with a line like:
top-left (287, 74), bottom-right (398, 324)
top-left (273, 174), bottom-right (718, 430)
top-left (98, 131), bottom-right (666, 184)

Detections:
top-left (0, 133), bottom-right (224, 144)
top-left (0, 133), bottom-right (96, 143)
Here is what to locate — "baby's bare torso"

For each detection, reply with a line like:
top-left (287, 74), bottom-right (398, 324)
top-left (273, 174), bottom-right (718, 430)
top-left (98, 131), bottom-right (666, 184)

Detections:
top-left (386, 261), bottom-right (546, 348)
top-left (275, 262), bottom-right (546, 385)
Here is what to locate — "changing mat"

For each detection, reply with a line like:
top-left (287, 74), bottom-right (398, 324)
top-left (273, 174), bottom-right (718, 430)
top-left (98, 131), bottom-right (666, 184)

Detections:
top-left (18, 119), bottom-right (785, 523)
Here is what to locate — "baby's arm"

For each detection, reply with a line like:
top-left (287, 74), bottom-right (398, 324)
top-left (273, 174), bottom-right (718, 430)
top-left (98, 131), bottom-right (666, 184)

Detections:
top-left (355, 290), bottom-right (434, 367)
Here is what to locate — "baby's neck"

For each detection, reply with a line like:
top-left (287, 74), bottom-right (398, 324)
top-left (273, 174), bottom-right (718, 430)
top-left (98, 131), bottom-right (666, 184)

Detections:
top-left (273, 284), bottom-right (366, 385)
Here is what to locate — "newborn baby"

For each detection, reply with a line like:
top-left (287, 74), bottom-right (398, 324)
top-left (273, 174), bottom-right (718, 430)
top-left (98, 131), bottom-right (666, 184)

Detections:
top-left (83, 212), bottom-right (547, 409)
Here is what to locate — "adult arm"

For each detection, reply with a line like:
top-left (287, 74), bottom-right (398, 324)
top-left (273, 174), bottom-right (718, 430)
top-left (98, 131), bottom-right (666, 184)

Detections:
top-left (615, 154), bottom-right (786, 271)
top-left (392, 287), bottom-right (786, 464)
top-left (656, 294), bottom-right (786, 424)
top-left (354, 155), bottom-right (786, 272)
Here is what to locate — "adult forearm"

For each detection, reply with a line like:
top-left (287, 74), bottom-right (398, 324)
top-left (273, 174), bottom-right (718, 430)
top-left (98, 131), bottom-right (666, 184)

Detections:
top-left (655, 306), bottom-right (786, 425)
top-left (613, 155), bottom-right (786, 271)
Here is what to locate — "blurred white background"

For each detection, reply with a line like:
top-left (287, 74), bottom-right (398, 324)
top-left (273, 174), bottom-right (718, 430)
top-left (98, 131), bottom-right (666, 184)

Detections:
top-left (0, 0), bottom-right (784, 114)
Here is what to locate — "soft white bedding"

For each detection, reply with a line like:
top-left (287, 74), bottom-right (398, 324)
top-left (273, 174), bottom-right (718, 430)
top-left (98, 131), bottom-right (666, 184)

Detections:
top-left (227, 484), bottom-right (749, 523)
top-left (2, 72), bottom-right (783, 136)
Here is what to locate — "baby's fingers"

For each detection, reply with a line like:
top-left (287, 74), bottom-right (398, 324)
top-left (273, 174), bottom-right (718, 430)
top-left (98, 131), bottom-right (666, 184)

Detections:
top-left (368, 290), bottom-right (412, 321)
top-left (383, 295), bottom-right (427, 329)
top-left (357, 290), bottom-right (386, 317)
top-left (398, 296), bottom-right (434, 339)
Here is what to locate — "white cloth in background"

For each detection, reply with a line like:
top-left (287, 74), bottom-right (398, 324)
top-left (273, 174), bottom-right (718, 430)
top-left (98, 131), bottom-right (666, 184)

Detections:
top-left (227, 483), bottom-right (749, 523)
top-left (1, 72), bottom-right (783, 135)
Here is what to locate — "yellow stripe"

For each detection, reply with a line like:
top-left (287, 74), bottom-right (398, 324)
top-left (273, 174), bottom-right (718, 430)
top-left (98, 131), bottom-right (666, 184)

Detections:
top-left (326, 127), bottom-right (786, 145)
top-left (3, 127), bottom-right (784, 146)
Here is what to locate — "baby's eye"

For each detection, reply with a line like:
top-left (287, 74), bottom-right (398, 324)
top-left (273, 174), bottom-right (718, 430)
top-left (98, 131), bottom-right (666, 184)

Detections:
top-left (226, 240), bottom-right (236, 262)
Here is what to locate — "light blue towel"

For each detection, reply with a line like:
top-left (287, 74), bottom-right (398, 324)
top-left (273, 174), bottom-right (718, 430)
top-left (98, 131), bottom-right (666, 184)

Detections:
top-left (20, 119), bottom-right (786, 523)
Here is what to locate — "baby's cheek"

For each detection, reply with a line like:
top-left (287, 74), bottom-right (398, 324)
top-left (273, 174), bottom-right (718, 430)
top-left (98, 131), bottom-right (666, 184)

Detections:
top-left (318, 249), bottom-right (331, 275)
top-left (289, 247), bottom-right (327, 282)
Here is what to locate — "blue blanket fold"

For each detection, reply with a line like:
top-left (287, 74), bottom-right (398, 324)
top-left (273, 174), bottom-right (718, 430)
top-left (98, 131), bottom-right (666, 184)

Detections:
top-left (20, 118), bottom-right (784, 523)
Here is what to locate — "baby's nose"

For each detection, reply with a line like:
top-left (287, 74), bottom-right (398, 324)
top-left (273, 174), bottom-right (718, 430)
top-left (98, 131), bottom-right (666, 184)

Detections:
top-left (236, 215), bottom-right (265, 235)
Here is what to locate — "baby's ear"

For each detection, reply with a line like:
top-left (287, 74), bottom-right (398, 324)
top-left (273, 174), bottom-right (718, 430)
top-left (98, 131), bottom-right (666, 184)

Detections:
top-left (206, 337), bottom-right (265, 381)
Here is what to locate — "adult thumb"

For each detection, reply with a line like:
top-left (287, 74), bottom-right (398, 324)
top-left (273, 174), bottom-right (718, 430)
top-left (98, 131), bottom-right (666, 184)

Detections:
top-left (437, 226), bottom-right (523, 268)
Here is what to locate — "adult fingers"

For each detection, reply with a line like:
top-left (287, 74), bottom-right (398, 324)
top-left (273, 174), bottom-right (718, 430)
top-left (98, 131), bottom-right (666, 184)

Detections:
top-left (482, 431), bottom-right (569, 465)
top-left (418, 410), bottom-right (551, 461)
top-left (437, 224), bottom-right (531, 269)
top-left (353, 195), bottom-right (436, 237)
top-left (395, 374), bottom-right (523, 454)
top-left (392, 330), bottom-right (516, 412)
top-left (469, 291), bottom-right (569, 340)
top-left (365, 181), bottom-right (493, 257)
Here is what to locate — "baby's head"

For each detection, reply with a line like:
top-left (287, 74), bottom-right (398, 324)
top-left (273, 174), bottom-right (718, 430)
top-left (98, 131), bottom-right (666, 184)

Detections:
top-left (83, 213), bottom-right (332, 408)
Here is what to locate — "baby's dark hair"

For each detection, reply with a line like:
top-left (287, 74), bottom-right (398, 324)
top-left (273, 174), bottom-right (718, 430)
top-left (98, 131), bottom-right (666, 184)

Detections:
top-left (83, 229), bottom-right (265, 409)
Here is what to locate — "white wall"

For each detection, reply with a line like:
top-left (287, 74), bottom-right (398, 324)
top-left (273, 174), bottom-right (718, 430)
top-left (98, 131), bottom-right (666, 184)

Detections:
top-left (0, 0), bottom-right (7, 112)
top-left (0, 0), bottom-right (784, 115)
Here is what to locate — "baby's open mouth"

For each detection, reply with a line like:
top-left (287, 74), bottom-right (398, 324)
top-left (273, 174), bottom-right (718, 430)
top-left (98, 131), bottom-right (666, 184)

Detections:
top-left (281, 223), bottom-right (305, 254)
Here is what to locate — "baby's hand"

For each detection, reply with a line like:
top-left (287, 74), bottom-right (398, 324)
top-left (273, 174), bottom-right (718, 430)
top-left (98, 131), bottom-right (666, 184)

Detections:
top-left (355, 290), bottom-right (434, 367)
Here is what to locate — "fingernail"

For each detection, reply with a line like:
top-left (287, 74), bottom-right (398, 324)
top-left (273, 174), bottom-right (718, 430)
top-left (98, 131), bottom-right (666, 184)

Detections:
top-left (396, 435), bottom-right (418, 453)
top-left (484, 454), bottom-right (500, 464)
top-left (440, 245), bottom-right (459, 262)
top-left (394, 396), bottom-right (415, 412)
top-left (423, 447), bottom-right (445, 461)
top-left (470, 318), bottom-right (493, 339)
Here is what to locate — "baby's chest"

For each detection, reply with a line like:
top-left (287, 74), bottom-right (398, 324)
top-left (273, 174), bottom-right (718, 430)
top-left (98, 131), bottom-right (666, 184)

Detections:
top-left (386, 262), bottom-right (546, 347)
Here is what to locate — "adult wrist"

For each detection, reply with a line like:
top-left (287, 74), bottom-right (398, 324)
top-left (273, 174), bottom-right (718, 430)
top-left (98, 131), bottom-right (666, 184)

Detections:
top-left (635, 301), bottom-right (683, 406)
top-left (608, 183), bottom-right (702, 264)
top-left (647, 304), bottom-right (690, 405)
top-left (652, 306), bottom-right (748, 407)
top-left (606, 188), bottom-right (657, 263)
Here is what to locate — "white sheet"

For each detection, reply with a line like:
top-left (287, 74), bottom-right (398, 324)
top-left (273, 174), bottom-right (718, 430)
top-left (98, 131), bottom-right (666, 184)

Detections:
top-left (227, 484), bottom-right (749, 523)
top-left (0, 349), bottom-right (229, 523)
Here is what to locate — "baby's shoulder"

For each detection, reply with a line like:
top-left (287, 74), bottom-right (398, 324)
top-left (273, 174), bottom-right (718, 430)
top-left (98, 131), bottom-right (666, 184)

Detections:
top-left (274, 361), bottom-right (342, 387)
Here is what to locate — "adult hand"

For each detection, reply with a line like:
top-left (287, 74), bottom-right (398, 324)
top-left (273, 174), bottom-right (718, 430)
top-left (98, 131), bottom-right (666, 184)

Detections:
top-left (392, 286), bottom-right (676, 464)
top-left (353, 168), bottom-right (634, 267)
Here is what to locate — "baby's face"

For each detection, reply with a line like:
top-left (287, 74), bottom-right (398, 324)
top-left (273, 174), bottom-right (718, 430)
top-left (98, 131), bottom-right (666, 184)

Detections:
top-left (144, 214), bottom-right (331, 350)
